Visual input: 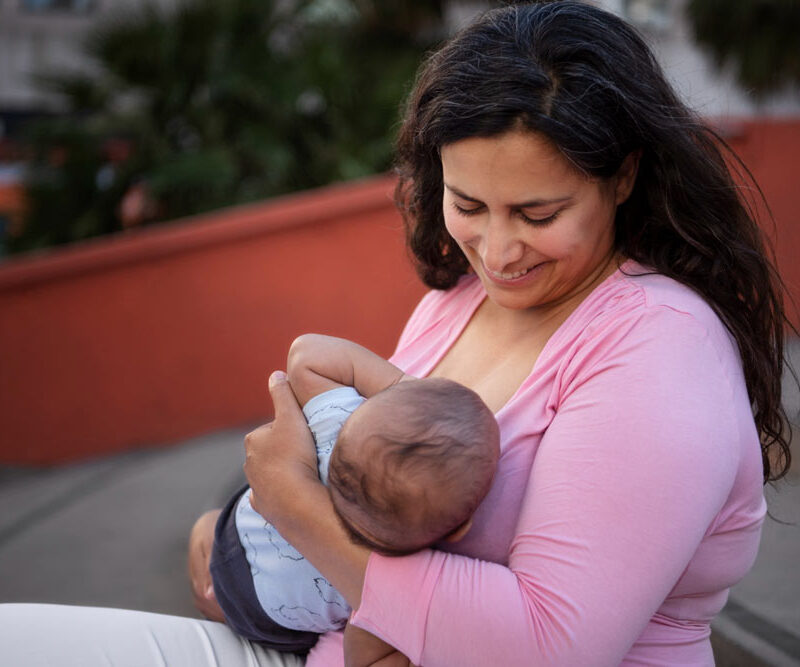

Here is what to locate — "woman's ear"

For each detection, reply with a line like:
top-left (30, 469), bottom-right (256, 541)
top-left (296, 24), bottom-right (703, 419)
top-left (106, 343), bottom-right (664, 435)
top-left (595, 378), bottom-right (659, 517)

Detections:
top-left (614, 150), bottom-right (641, 205)
top-left (443, 517), bottom-right (474, 542)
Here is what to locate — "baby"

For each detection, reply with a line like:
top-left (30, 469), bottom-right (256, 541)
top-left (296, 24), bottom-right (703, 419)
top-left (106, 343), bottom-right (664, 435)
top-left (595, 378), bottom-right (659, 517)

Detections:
top-left (208, 334), bottom-right (500, 655)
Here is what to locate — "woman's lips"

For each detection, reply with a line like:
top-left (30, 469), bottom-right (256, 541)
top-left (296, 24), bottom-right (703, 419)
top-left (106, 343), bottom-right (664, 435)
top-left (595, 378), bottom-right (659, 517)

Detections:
top-left (484, 260), bottom-right (547, 286)
top-left (488, 266), bottom-right (532, 280)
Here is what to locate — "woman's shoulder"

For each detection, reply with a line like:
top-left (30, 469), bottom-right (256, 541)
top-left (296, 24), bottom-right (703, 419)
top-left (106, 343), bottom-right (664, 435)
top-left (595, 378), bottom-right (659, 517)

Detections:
top-left (540, 263), bottom-right (754, 459)
top-left (577, 260), bottom-right (734, 349)
top-left (546, 261), bottom-right (744, 391)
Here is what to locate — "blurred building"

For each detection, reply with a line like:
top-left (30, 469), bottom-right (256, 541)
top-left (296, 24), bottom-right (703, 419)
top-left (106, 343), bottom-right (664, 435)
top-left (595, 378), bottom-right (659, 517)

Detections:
top-left (447, 0), bottom-right (800, 119)
top-left (0, 0), bottom-right (178, 250)
top-left (2, 0), bottom-right (799, 124)
top-left (0, 0), bottom-right (176, 126)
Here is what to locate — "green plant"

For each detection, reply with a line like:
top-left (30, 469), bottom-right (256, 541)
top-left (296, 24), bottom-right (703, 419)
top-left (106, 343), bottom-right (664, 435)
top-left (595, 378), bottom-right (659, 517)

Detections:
top-left (9, 0), bottom-right (445, 254)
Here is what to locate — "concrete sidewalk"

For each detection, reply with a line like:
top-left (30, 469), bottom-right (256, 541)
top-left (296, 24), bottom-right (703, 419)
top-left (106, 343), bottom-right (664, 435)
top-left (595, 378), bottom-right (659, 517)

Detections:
top-left (0, 429), bottom-right (248, 618)
top-left (0, 428), bottom-right (798, 665)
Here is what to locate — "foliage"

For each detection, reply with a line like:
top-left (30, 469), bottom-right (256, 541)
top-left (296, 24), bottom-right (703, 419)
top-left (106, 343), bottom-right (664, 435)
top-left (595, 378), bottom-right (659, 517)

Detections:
top-left (9, 0), bottom-right (446, 254)
top-left (686, 0), bottom-right (800, 97)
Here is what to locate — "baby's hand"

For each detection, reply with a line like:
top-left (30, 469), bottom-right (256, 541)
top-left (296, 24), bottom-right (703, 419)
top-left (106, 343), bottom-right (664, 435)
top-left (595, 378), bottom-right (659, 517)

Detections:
top-left (187, 509), bottom-right (226, 622)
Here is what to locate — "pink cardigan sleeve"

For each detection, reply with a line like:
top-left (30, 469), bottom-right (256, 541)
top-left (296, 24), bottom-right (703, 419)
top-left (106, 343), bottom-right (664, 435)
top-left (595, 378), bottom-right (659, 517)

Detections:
top-left (350, 306), bottom-right (754, 666)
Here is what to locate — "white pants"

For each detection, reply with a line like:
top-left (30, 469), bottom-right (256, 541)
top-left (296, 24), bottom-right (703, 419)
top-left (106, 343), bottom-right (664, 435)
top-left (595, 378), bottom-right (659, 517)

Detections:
top-left (0, 604), bottom-right (306, 667)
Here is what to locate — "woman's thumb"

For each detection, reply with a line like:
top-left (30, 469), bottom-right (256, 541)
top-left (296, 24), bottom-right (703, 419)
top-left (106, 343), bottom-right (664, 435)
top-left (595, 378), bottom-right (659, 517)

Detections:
top-left (268, 370), bottom-right (299, 419)
top-left (269, 370), bottom-right (287, 388)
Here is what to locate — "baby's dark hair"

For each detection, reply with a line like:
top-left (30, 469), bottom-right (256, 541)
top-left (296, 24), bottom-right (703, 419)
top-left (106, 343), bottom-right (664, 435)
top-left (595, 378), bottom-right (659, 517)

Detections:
top-left (327, 378), bottom-right (500, 556)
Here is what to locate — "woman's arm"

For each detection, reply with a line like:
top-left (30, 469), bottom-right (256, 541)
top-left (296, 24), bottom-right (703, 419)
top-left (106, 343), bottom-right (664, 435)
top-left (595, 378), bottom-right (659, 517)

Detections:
top-left (244, 371), bottom-right (371, 607)
top-left (247, 371), bottom-right (418, 664)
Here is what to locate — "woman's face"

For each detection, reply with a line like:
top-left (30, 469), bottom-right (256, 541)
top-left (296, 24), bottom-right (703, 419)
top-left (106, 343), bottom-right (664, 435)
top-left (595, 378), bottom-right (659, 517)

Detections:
top-left (440, 129), bottom-right (637, 313)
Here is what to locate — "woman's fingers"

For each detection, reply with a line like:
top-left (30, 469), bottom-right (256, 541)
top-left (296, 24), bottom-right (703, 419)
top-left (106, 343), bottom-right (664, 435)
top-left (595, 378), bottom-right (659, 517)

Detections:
top-left (245, 369), bottom-right (317, 473)
top-left (243, 370), bottom-right (320, 520)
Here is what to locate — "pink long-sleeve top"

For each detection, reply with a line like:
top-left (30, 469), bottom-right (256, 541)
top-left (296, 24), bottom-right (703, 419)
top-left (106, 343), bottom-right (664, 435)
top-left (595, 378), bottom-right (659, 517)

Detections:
top-left (307, 261), bottom-right (766, 666)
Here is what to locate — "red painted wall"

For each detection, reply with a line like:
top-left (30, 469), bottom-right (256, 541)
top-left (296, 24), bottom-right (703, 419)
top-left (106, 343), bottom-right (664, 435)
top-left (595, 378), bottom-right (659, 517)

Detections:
top-left (0, 175), bottom-right (426, 464)
top-left (721, 118), bottom-right (800, 326)
top-left (1, 119), bottom-right (797, 465)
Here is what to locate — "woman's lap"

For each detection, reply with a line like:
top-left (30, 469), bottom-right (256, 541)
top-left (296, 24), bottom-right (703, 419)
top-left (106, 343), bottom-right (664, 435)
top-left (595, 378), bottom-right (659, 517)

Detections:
top-left (0, 604), bottom-right (305, 667)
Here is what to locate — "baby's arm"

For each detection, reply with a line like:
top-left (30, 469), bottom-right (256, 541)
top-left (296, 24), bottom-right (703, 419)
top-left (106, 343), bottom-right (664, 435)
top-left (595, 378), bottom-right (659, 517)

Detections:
top-left (287, 334), bottom-right (411, 406)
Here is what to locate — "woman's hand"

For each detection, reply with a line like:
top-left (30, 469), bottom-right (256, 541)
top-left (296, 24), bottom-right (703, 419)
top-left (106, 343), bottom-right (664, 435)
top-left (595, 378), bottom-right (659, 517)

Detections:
top-left (244, 370), bottom-right (371, 608)
top-left (187, 509), bottom-right (225, 622)
top-left (244, 370), bottom-right (320, 522)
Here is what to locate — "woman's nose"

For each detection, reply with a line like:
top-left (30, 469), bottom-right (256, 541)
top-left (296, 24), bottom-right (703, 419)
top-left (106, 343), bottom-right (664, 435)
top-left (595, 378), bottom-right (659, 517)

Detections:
top-left (479, 217), bottom-right (525, 273)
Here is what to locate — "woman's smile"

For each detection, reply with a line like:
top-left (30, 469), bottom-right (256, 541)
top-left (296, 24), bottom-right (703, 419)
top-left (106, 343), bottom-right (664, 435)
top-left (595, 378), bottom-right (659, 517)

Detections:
top-left (483, 259), bottom-right (550, 286)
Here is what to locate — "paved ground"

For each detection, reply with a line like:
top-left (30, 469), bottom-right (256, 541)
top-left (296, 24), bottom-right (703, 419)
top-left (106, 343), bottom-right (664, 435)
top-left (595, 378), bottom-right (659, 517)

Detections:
top-left (711, 466), bottom-right (800, 666)
top-left (0, 429), bottom-right (249, 619)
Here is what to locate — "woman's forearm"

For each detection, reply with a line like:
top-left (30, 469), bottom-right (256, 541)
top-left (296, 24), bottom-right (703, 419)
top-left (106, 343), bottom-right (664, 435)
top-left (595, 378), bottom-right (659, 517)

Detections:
top-left (254, 468), bottom-right (370, 608)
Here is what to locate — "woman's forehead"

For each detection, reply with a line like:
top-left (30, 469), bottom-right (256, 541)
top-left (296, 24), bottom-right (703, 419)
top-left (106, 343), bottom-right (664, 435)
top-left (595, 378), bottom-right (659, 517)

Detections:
top-left (440, 131), bottom-right (588, 200)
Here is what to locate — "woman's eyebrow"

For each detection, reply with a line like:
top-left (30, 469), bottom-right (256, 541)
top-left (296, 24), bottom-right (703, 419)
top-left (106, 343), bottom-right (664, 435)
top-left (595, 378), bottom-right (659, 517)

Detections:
top-left (444, 183), bottom-right (572, 208)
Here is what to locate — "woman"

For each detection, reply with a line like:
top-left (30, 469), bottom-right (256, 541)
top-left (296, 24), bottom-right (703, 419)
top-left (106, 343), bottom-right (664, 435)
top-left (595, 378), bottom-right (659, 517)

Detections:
top-left (1, 3), bottom-right (792, 665)
top-left (238, 2), bottom-right (792, 665)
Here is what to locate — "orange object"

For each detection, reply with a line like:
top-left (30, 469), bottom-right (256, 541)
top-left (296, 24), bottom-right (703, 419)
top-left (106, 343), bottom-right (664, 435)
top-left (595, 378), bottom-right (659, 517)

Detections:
top-left (0, 181), bottom-right (25, 237)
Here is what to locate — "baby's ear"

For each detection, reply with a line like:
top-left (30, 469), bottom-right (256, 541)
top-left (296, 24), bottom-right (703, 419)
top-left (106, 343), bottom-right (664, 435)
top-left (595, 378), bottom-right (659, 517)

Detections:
top-left (443, 517), bottom-right (473, 542)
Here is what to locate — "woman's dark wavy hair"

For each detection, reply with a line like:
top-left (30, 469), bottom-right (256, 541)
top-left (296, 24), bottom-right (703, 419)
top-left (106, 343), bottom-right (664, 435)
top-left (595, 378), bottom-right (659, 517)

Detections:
top-left (394, 0), bottom-right (793, 481)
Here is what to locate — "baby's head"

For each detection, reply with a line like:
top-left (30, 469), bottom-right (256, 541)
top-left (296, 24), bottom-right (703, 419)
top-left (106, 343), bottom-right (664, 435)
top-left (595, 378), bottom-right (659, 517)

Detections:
top-left (327, 378), bottom-right (500, 556)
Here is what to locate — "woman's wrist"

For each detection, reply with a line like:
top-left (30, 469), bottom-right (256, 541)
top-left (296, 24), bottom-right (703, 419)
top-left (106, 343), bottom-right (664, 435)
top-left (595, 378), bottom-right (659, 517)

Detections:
top-left (248, 461), bottom-right (322, 524)
top-left (267, 478), bottom-right (370, 608)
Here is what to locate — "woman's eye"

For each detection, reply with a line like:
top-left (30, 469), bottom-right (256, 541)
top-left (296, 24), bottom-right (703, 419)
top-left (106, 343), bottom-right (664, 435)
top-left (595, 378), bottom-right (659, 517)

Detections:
top-left (450, 201), bottom-right (561, 226)
top-left (520, 211), bottom-right (560, 226)
top-left (451, 202), bottom-right (483, 217)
